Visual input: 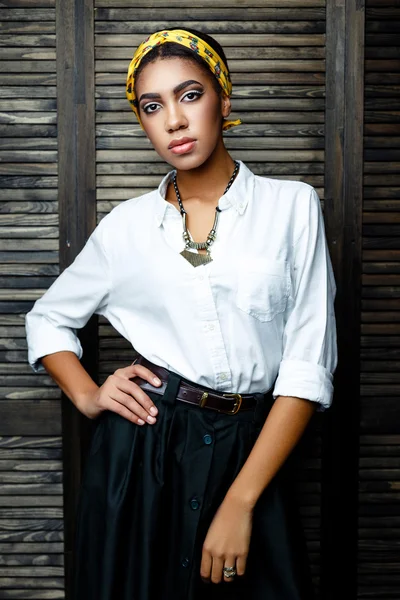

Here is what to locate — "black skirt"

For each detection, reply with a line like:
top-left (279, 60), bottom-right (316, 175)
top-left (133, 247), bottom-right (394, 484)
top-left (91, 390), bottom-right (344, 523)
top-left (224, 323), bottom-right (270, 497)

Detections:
top-left (73, 367), bottom-right (315, 599)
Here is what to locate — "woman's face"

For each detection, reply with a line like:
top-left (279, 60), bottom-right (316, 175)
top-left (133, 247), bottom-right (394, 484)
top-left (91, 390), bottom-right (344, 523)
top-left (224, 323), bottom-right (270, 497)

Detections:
top-left (135, 57), bottom-right (231, 170)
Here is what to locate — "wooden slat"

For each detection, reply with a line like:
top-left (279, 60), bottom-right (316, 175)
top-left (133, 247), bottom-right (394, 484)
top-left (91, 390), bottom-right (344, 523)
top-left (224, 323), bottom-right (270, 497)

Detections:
top-left (0, 125), bottom-right (57, 137)
top-left (0, 139), bottom-right (57, 150)
top-left (0, 177), bottom-right (57, 188)
top-left (0, 100), bottom-right (56, 111)
top-left (0, 74), bottom-right (56, 85)
top-left (0, 577), bottom-right (64, 589)
top-left (0, 62), bottom-right (56, 73)
top-left (0, 49), bottom-right (56, 61)
top-left (95, 7), bottom-right (325, 20)
top-left (0, 401), bottom-right (61, 435)
top-left (0, 8), bottom-right (54, 19)
top-left (0, 591), bottom-right (64, 599)
top-left (0, 114), bottom-right (57, 126)
top-left (0, 0), bottom-right (54, 5)
top-left (0, 554), bottom-right (63, 565)
top-left (0, 24), bottom-right (55, 35)
top-left (95, 32), bottom-right (326, 47)
top-left (96, 0), bottom-right (326, 6)
top-left (95, 20), bottom-right (326, 34)
top-left (0, 497), bottom-right (62, 507)
top-left (0, 201), bottom-right (58, 214)
top-left (0, 190), bottom-right (57, 200)
top-left (0, 544), bottom-right (62, 556)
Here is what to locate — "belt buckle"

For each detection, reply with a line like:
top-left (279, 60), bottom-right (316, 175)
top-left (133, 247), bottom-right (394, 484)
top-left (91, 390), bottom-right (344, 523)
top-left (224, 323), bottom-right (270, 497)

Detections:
top-left (222, 393), bottom-right (242, 415)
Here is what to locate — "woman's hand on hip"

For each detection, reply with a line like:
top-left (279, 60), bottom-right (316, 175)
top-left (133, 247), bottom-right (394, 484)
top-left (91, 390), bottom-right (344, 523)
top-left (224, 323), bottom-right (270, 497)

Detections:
top-left (200, 495), bottom-right (253, 584)
top-left (77, 363), bottom-right (162, 425)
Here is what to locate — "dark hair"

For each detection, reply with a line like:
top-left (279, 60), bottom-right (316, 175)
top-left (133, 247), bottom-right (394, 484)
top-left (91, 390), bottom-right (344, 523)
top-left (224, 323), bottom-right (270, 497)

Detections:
top-left (134, 27), bottom-right (229, 98)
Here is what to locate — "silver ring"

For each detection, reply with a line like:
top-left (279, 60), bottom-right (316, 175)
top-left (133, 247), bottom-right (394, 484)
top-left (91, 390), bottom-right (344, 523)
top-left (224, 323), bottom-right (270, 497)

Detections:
top-left (223, 566), bottom-right (237, 578)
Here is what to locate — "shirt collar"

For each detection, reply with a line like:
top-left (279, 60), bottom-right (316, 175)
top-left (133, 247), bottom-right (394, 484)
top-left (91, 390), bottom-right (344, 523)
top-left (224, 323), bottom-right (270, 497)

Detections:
top-left (154, 160), bottom-right (254, 228)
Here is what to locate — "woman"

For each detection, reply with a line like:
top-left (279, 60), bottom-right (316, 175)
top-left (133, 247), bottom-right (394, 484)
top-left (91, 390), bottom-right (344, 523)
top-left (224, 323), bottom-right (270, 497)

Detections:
top-left (25, 27), bottom-right (337, 599)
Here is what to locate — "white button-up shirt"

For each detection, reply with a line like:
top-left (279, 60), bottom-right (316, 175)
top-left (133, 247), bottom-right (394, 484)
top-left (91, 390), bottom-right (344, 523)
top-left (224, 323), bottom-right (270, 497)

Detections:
top-left (25, 160), bottom-right (337, 410)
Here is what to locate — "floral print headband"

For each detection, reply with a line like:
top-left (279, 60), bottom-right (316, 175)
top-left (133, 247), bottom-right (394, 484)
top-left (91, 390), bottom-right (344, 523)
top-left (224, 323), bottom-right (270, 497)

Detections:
top-left (126, 29), bottom-right (242, 131)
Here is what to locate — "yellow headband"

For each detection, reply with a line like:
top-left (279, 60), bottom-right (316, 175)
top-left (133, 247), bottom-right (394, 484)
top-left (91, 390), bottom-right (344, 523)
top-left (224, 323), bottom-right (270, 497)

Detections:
top-left (126, 29), bottom-right (242, 132)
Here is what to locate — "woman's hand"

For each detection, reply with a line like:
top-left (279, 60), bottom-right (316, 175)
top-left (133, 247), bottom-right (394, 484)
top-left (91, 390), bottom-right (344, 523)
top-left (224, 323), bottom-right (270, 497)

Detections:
top-left (77, 363), bottom-right (162, 425)
top-left (200, 494), bottom-right (253, 584)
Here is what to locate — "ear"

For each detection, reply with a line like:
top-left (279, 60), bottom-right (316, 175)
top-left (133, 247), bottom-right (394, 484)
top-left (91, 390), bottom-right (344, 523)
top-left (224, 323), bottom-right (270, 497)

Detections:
top-left (221, 93), bottom-right (231, 118)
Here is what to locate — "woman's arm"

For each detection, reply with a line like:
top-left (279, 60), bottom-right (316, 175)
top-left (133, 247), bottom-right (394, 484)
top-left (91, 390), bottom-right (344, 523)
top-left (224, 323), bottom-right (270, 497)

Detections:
top-left (200, 396), bottom-right (316, 584)
top-left (201, 186), bottom-right (337, 583)
top-left (226, 394), bottom-right (316, 508)
top-left (41, 350), bottom-right (162, 425)
top-left (41, 351), bottom-right (99, 411)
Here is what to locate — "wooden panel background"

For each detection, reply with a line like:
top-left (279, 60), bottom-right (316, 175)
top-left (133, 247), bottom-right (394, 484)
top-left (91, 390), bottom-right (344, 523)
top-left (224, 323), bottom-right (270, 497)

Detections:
top-left (358, 1), bottom-right (400, 598)
top-left (94, 0), bottom-right (327, 596)
top-left (0, 0), bottom-right (64, 598)
top-left (1, 0), bottom-right (399, 598)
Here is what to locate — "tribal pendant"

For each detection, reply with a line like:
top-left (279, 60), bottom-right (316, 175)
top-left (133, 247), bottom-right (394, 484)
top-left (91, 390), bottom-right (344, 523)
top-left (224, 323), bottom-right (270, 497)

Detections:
top-left (181, 248), bottom-right (212, 268)
top-left (173, 160), bottom-right (240, 269)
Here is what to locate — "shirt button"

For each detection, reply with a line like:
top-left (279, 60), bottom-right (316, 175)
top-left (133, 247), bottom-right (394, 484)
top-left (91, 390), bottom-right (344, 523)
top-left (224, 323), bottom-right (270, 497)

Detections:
top-left (181, 557), bottom-right (190, 568)
top-left (219, 373), bottom-right (228, 382)
top-left (208, 323), bottom-right (215, 331)
top-left (190, 498), bottom-right (200, 510)
top-left (203, 434), bottom-right (213, 445)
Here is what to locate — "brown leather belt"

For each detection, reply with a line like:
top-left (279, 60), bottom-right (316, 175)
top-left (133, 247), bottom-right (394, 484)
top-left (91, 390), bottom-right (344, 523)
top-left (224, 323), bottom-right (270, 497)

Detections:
top-left (131, 354), bottom-right (264, 415)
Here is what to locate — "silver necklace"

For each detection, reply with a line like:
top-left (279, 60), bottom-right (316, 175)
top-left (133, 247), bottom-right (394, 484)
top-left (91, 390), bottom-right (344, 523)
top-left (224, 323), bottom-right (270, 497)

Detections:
top-left (172, 160), bottom-right (240, 267)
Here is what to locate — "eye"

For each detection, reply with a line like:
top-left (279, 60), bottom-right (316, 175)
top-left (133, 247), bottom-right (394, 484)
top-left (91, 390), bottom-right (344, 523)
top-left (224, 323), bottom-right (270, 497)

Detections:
top-left (181, 90), bottom-right (203, 102)
top-left (143, 102), bottom-right (161, 114)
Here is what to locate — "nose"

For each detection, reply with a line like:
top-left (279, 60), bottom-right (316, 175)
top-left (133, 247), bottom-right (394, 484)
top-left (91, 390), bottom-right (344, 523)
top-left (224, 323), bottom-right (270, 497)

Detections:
top-left (164, 101), bottom-right (187, 132)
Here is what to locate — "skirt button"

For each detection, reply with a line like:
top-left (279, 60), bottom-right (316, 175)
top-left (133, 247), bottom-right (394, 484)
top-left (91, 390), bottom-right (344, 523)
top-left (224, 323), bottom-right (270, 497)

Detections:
top-left (190, 498), bottom-right (200, 510)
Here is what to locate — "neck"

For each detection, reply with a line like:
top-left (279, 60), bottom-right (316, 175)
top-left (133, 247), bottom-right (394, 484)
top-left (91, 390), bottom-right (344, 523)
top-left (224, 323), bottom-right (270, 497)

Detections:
top-left (174, 139), bottom-right (236, 203)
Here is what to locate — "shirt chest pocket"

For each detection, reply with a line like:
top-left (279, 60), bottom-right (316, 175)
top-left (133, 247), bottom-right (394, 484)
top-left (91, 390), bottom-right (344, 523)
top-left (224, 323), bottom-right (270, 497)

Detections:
top-left (236, 258), bottom-right (290, 323)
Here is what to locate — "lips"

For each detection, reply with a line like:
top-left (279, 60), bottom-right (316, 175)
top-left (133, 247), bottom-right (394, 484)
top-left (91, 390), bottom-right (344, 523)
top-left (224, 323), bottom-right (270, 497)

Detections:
top-left (168, 137), bottom-right (196, 155)
top-left (168, 137), bottom-right (196, 149)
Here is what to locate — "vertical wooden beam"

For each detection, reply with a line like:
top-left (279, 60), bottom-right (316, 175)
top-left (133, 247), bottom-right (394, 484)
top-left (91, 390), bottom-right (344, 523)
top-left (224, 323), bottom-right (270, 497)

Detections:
top-left (56, 0), bottom-right (96, 597)
top-left (322, 0), bottom-right (364, 597)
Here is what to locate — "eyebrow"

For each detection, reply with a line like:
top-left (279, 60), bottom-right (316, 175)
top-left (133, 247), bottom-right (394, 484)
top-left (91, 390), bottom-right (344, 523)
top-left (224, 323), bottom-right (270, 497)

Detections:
top-left (138, 80), bottom-right (203, 103)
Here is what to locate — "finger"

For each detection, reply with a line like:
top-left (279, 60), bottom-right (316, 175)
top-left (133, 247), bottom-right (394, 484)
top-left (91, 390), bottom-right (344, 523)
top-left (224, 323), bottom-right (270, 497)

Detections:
top-left (110, 390), bottom-right (157, 424)
top-left (106, 398), bottom-right (148, 425)
top-left (223, 557), bottom-right (238, 583)
top-left (118, 379), bottom-right (159, 418)
top-left (200, 549), bottom-right (212, 583)
top-left (236, 554), bottom-right (247, 577)
top-left (127, 364), bottom-right (163, 388)
top-left (211, 556), bottom-right (224, 584)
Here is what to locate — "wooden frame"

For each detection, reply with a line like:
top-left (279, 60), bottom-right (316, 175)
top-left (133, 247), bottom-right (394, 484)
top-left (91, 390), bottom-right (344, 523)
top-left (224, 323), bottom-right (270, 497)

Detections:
top-left (56, 0), bottom-right (96, 596)
top-left (56, 0), bottom-right (365, 597)
top-left (321, 0), bottom-right (364, 597)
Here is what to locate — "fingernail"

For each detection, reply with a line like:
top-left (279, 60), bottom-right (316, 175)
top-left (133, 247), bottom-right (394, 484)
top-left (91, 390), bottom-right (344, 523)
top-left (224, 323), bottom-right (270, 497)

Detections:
top-left (147, 415), bottom-right (156, 424)
top-left (150, 406), bottom-right (158, 416)
top-left (153, 377), bottom-right (161, 385)
top-left (137, 419), bottom-right (145, 425)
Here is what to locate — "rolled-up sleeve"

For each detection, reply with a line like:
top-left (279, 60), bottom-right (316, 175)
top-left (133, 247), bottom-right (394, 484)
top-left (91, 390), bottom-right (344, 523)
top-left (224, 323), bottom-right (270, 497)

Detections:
top-left (272, 187), bottom-right (338, 410)
top-left (25, 220), bottom-right (111, 373)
